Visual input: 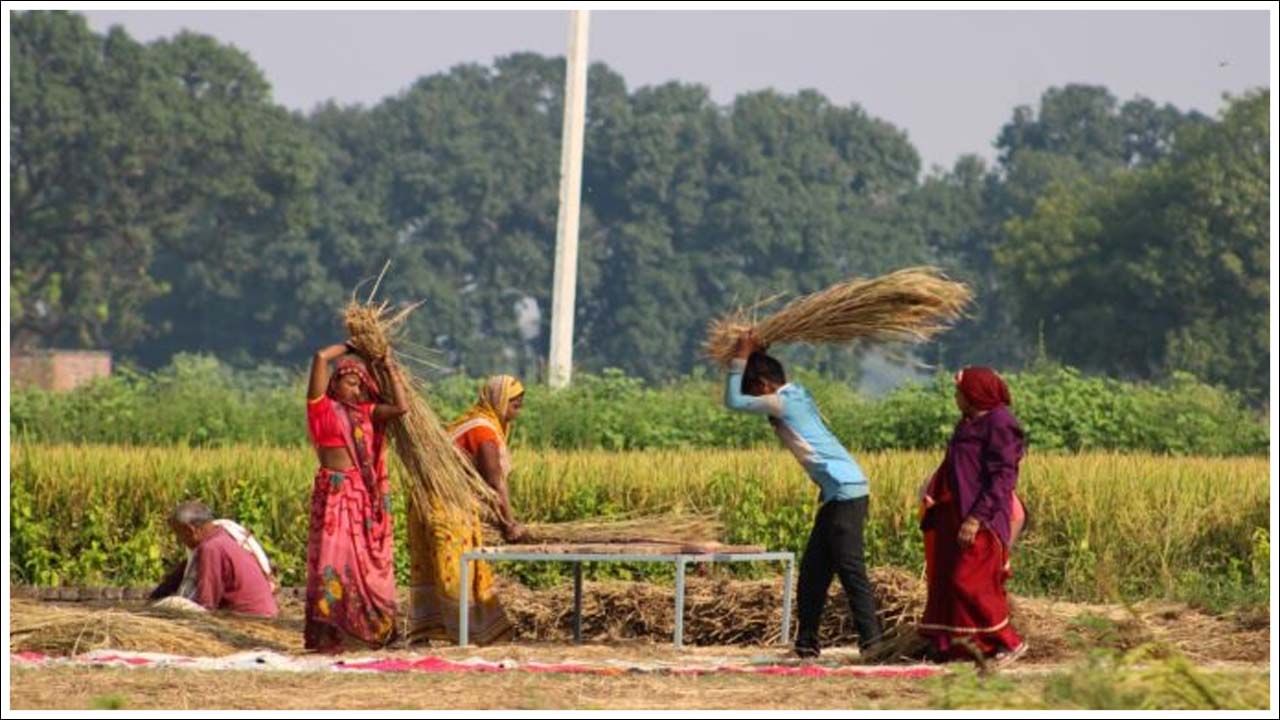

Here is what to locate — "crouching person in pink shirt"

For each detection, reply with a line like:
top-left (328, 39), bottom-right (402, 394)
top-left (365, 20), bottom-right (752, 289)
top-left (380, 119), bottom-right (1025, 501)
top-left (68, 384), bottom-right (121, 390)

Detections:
top-left (150, 501), bottom-right (279, 618)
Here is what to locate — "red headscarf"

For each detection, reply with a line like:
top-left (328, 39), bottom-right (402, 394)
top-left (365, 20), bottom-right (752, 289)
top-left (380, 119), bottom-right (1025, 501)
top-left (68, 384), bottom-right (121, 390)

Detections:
top-left (955, 366), bottom-right (1011, 414)
top-left (327, 357), bottom-right (382, 407)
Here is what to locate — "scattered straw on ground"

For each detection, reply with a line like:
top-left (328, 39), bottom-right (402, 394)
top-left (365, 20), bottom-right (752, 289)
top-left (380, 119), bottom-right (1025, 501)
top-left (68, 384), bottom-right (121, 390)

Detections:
top-left (9, 599), bottom-right (302, 656)
top-left (10, 570), bottom-right (1267, 666)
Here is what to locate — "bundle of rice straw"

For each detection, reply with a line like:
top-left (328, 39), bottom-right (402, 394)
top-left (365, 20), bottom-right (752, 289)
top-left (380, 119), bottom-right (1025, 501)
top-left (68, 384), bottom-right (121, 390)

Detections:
top-left (9, 599), bottom-right (300, 656)
top-left (483, 512), bottom-right (724, 546)
top-left (703, 266), bottom-right (972, 366)
top-left (343, 293), bottom-right (498, 526)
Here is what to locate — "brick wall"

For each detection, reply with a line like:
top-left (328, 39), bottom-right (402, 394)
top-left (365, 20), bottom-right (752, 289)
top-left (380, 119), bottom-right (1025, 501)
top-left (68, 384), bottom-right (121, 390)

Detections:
top-left (9, 353), bottom-right (54, 389)
top-left (10, 350), bottom-right (112, 392)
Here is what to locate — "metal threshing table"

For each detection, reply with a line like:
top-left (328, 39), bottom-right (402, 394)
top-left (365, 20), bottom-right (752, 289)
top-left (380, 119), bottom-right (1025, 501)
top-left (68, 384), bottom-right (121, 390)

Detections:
top-left (458, 544), bottom-right (795, 648)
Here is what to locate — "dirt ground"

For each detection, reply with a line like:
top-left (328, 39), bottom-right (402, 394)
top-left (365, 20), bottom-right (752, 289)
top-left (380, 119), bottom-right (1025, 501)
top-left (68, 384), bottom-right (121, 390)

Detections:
top-left (9, 657), bottom-right (1271, 711)
top-left (7, 579), bottom-right (1272, 711)
top-left (9, 664), bottom-right (941, 711)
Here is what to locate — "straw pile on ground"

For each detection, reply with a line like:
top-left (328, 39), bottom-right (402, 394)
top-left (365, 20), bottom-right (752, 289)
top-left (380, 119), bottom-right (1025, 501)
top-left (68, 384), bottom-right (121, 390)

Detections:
top-left (703, 266), bottom-right (972, 366)
top-left (485, 513), bottom-right (725, 546)
top-left (10, 571), bottom-right (923, 658)
top-left (11, 578), bottom-right (1268, 664)
top-left (343, 298), bottom-right (497, 524)
top-left (503, 567), bottom-right (926, 650)
top-left (9, 599), bottom-right (301, 656)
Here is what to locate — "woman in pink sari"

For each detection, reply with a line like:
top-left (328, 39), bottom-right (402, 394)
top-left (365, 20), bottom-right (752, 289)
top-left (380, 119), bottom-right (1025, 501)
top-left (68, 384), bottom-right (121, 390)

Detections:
top-left (304, 341), bottom-right (408, 652)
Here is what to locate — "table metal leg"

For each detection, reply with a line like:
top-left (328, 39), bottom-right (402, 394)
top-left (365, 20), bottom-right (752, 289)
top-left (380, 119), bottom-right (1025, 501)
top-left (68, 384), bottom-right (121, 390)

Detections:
top-left (573, 561), bottom-right (584, 644)
top-left (780, 555), bottom-right (794, 647)
top-left (673, 557), bottom-right (687, 649)
top-left (458, 554), bottom-right (470, 647)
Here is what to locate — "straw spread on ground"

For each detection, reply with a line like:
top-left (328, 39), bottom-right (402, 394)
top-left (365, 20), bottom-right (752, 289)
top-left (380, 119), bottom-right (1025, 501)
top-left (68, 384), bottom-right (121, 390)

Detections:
top-left (703, 266), bottom-right (973, 366)
top-left (12, 574), bottom-right (1266, 665)
top-left (342, 290), bottom-right (498, 527)
top-left (9, 599), bottom-right (300, 656)
top-left (504, 567), bottom-right (927, 650)
top-left (9, 570), bottom-right (921, 657)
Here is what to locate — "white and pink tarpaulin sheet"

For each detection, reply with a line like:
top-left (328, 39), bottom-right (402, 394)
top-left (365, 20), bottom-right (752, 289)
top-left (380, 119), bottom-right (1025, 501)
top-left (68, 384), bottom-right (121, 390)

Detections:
top-left (12, 650), bottom-right (942, 679)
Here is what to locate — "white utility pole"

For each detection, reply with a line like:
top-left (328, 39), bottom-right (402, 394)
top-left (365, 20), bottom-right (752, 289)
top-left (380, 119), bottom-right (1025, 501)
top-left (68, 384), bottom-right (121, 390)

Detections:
top-left (547, 9), bottom-right (590, 389)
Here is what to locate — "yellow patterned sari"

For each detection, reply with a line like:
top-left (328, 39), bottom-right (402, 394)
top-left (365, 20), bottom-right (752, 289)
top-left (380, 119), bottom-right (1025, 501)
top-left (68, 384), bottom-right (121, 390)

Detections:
top-left (407, 375), bottom-right (523, 645)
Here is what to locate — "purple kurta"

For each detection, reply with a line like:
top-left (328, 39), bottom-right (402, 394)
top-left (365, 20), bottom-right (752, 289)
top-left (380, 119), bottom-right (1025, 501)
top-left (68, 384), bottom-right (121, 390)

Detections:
top-left (940, 405), bottom-right (1024, 547)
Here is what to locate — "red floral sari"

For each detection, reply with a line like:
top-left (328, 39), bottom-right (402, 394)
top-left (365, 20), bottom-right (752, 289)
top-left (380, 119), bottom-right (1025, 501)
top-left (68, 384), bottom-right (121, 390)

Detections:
top-left (304, 360), bottom-right (398, 651)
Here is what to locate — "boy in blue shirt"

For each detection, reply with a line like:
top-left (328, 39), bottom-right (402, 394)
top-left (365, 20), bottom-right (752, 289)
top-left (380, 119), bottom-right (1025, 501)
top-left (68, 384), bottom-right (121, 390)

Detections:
top-left (724, 331), bottom-right (882, 658)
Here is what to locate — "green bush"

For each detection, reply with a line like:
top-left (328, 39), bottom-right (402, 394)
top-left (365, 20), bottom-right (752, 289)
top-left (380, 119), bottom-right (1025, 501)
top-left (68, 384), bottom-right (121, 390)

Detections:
top-left (11, 355), bottom-right (1268, 455)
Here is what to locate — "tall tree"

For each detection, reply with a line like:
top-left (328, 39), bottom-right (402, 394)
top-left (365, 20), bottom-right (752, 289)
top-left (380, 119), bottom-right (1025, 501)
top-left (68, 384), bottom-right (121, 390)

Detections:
top-left (924, 84), bottom-right (1211, 370)
top-left (697, 90), bottom-right (927, 378)
top-left (19, 12), bottom-right (1253, 396)
top-left (999, 91), bottom-right (1269, 401)
top-left (10, 13), bottom-right (327, 366)
top-left (139, 32), bottom-right (325, 366)
top-left (355, 54), bottom-right (608, 378)
top-left (580, 80), bottom-right (720, 379)
top-left (11, 12), bottom-right (172, 350)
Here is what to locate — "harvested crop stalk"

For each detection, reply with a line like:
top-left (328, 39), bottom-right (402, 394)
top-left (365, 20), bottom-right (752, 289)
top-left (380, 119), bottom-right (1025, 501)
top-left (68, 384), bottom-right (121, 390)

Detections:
top-left (703, 266), bottom-right (972, 366)
top-left (484, 513), bottom-right (724, 546)
top-left (343, 294), bottom-right (498, 526)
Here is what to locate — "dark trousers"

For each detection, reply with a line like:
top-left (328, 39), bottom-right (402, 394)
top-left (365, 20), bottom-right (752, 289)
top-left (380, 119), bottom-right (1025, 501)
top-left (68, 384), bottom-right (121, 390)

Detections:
top-left (795, 496), bottom-right (883, 651)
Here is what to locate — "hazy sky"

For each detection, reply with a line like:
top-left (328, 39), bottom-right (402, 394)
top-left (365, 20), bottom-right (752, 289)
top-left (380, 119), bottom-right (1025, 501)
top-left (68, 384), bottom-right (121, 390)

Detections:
top-left (81, 9), bottom-right (1271, 172)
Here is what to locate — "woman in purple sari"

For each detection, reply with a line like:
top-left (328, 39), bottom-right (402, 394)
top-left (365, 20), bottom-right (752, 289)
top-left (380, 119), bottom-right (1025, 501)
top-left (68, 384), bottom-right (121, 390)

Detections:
top-left (918, 367), bottom-right (1029, 666)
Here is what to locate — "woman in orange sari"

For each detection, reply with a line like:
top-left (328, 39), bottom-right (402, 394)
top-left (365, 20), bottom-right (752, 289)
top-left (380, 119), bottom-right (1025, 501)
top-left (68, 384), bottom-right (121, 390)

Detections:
top-left (918, 367), bottom-right (1029, 667)
top-left (407, 375), bottom-right (525, 645)
top-left (304, 342), bottom-right (408, 652)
